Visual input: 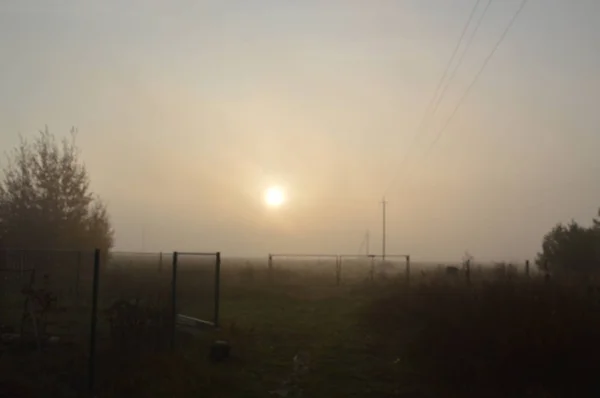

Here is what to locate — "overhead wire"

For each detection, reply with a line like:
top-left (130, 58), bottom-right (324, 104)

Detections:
top-left (429, 0), bottom-right (494, 124)
top-left (418, 0), bottom-right (484, 137)
top-left (423, 0), bottom-right (530, 159)
top-left (373, 0), bottom-right (531, 254)
top-left (382, 0), bottom-right (483, 198)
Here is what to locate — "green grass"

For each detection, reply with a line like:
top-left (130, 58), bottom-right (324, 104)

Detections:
top-left (3, 276), bottom-right (399, 397)
top-left (95, 283), bottom-right (414, 398)
top-left (4, 264), bottom-right (600, 397)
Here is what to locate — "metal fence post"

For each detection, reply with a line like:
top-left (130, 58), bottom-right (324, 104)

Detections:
top-left (214, 252), bottom-right (221, 328)
top-left (88, 248), bottom-right (101, 393)
top-left (170, 251), bottom-right (179, 350)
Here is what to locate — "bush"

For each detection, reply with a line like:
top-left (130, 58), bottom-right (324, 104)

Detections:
top-left (362, 280), bottom-right (600, 397)
top-left (536, 211), bottom-right (600, 274)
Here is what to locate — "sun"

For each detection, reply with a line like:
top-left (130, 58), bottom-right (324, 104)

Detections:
top-left (264, 186), bottom-right (285, 208)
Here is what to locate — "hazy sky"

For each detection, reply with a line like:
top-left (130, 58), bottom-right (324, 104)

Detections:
top-left (1, 0), bottom-right (599, 261)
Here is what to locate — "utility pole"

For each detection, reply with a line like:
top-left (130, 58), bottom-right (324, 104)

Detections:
top-left (366, 230), bottom-right (370, 256)
top-left (382, 198), bottom-right (387, 261)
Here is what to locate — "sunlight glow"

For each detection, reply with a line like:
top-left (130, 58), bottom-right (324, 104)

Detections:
top-left (264, 186), bottom-right (285, 208)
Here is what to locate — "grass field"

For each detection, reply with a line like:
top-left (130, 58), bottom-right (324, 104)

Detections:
top-left (2, 255), bottom-right (600, 397)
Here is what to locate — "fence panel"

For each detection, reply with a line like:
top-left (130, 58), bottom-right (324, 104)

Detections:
top-left (0, 267), bottom-right (34, 335)
top-left (339, 254), bottom-right (410, 284)
top-left (268, 254), bottom-right (340, 286)
top-left (404, 260), bottom-right (534, 285)
top-left (338, 255), bottom-right (372, 284)
top-left (220, 257), bottom-right (270, 287)
top-left (0, 249), bottom-right (97, 396)
top-left (93, 251), bottom-right (172, 390)
top-left (175, 252), bottom-right (220, 331)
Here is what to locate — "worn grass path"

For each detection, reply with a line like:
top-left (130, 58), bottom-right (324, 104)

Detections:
top-left (98, 284), bottom-right (424, 397)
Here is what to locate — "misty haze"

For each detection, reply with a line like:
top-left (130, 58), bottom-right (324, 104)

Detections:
top-left (1, 1), bottom-right (600, 397)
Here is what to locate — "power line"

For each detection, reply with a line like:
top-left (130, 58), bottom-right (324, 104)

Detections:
top-left (421, 0), bottom-right (484, 135)
top-left (373, 0), bottom-right (530, 258)
top-left (424, 0), bottom-right (530, 158)
top-left (429, 0), bottom-right (494, 123)
top-left (383, 0), bottom-right (483, 198)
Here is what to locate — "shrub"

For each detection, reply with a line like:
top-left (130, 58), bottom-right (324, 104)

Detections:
top-left (362, 280), bottom-right (600, 397)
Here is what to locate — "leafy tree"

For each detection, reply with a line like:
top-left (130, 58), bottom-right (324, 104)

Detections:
top-left (536, 213), bottom-right (600, 274)
top-left (0, 127), bottom-right (113, 252)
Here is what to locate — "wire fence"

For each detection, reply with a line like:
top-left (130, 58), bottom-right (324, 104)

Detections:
top-left (0, 248), bottom-right (543, 395)
top-left (230, 254), bottom-right (540, 288)
top-left (0, 249), bottom-right (97, 395)
top-left (339, 254), bottom-right (411, 284)
top-left (267, 254), bottom-right (341, 286)
top-left (174, 252), bottom-right (221, 332)
top-left (264, 253), bottom-right (412, 286)
top-left (0, 248), bottom-right (221, 396)
top-left (93, 251), bottom-right (172, 387)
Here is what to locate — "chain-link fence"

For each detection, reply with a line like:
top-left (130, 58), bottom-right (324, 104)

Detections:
top-left (261, 255), bottom-right (538, 287)
top-left (0, 249), bottom-right (97, 344)
top-left (338, 254), bottom-right (411, 284)
top-left (174, 252), bottom-right (221, 333)
top-left (0, 248), bottom-right (539, 394)
top-left (92, 251), bottom-right (173, 389)
top-left (267, 254), bottom-right (341, 286)
top-left (0, 249), bottom-right (97, 395)
top-left (399, 260), bottom-right (536, 286)
top-left (220, 257), bottom-right (271, 287)
top-left (265, 254), bottom-right (412, 286)
top-left (0, 248), bottom-right (222, 395)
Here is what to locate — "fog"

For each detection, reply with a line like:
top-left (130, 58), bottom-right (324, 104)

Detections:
top-left (1, 0), bottom-right (599, 261)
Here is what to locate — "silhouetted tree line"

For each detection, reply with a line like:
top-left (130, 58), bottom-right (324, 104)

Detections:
top-left (536, 210), bottom-right (600, 274)
top-left (0, 128), bottom-right (113, 254)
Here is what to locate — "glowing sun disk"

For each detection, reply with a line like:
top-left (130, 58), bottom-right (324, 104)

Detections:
top-left (264, 186), bottom-right (285, 207)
